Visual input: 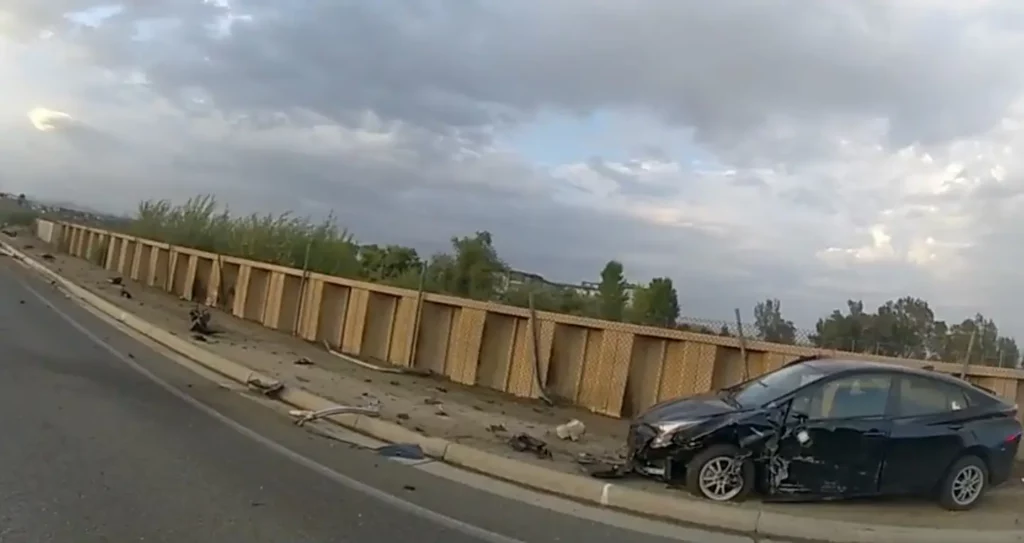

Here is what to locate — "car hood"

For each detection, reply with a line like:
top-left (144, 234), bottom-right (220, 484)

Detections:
top-left (636, 392), bottom-right (748, 424)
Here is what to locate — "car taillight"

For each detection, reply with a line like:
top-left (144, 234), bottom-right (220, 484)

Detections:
top-left (1005, 431), bottom-right (1022, 445)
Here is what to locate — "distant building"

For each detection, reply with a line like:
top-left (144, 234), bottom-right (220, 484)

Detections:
top-left (497, 270), bottom-right (639, 301)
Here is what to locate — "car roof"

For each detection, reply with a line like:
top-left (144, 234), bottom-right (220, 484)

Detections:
top-left (801, 357), bottom-right (1005, 401)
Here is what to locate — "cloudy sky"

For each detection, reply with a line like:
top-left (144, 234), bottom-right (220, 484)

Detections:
top-left (4, 1), bottom-right (1024, 334)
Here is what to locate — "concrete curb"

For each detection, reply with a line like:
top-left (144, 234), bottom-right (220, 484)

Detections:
top-left (5, 241), bottom-right (1024, 543)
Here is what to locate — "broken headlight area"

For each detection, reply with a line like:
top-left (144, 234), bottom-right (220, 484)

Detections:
top-left (628, 419), bottom-right (720, 480)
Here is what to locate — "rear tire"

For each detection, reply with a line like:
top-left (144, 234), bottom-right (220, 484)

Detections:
top-left (938, 455), bottom-right (989, 511)
top-left (685, 444), bottom-right (754, 503)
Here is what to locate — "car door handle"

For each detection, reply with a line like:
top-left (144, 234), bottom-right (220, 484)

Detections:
top-left (864, 429), bottom-right (887, 437)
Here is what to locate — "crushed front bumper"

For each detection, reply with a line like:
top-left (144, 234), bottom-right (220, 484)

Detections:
top-left (627, 422), bottom-right (697, 481)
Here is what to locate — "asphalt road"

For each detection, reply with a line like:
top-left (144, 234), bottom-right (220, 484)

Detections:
top-left (0, 255), bottom-right (738, 543)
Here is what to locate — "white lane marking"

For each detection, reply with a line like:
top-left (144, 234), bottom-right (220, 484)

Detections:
top-left (601, 483), bottom-right (611, 506)
top-left (12, 272), bottom-right (527, 543)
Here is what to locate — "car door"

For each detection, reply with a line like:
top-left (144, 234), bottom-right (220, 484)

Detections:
top-left (769, 372), bottom-right (896, 499)
top-left (877, 374), bottom-right (975, 495)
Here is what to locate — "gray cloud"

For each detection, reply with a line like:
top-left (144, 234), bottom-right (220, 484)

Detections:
top-left (7, 1), bottom-right (1024, 335)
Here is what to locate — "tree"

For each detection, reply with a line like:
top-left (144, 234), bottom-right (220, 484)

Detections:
top-left (870, 297), bottom-right (936, 358)
top-left (753, 298), bottom-right (796, 344)
top-left (810, 300), bottom-right (874, 352)
top-left (444, 231), bottom-right (506, 300)
top-left (597, 260), bottom-right (629, 321)
top-left (629, 277), bottom-right (680, 327)
top-left (358, 244), bottom-right (421, 281)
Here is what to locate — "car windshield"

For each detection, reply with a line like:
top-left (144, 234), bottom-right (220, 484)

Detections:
top-left (726, 362), bottom-right (829, 407)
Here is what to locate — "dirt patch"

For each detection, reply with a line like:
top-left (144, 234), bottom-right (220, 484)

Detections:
top-left (12, 232), bottom-right (1024, 530)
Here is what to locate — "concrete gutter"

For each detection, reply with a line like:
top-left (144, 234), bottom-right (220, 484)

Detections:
top-left (4, 241), bottom-right (1023, 543)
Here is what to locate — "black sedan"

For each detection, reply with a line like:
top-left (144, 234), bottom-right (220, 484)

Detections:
top-left (628, 356), bottom-right (1022, 510)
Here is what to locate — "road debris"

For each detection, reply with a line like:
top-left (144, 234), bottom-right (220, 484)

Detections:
top-left (189, 306), bottom-right (215, 335)
top-left (576, 452), bottom-right (630, 478)
top-left (108, 277), bottom-right (123, 286)
top-left (555, 419), bottom-right (586, 441)
top-left (293, 356), bottom-right (313, 366)
top-left (288, 402), bottom-right (381, 427)
top-left (119, 287), bottom-right (132, 299)
top-left (376, 443), bottom-right (425, 461)
top-left (580, 461), bottom-right (630, 479)
top-left (487, 424), bottom-right (507, 434)
top-left (1, 230), bottom-right (16, 238)
top-left (508, 433), bottom-right (552, 459)
top-left (245, 374), bottom-right (283, 397)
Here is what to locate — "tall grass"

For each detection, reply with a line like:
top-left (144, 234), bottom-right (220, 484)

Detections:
top-left (129, 195), bottom-right (362, 277)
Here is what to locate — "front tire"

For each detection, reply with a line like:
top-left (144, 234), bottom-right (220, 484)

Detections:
top-left (685, 444), bottom-right (754, 502)
top-left (938, 455), bottom-right (989, 511)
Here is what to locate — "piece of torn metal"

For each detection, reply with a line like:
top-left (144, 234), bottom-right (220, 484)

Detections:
top-left (581, 461), bottom-right (630, 479)
top-left (245, 374), bottom-right (284, 397)
top-left (508, 433), bottom-right (552, 459)
top-left (289, 403), bottom-right (381, 427)
top-left (189, 306), bottom-right (215, 335)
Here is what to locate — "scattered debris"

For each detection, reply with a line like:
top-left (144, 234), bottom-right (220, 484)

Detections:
top-left (508, 433), bottom-right (552, 459)
top-left (555, 419), bottom-right (586, 441)
top-left (19, 300), bottom-right (25, 305)
top-left (189, 306), bottom-right (214, 335)
top-left (23, 244), bottom-right (33, 250)
top-left (580, 461), bottom-right (630, 479)
top-left (423, 398), bottom-right (442, 406)
top-left (389, 380), bottom-right (401, 386)
top-left (108, 277), bottom-right (123, 286)
top-left (191, 334), bottom-right (208, 342)
top-left (435, 405), bottom-right (448, 417)
top-left (487, 424), bottom-right (507, 433)
top-left (435, 386), bottom-right (448, 394)
top-left (293, 357), bottom-right (313, 366)
top-left (245, 374), bottom-right (283, 397)
top-left (376, 443), bottom-right (425, 461)
top-left (396, 413), bottom-right (410, 420)
top-left (119, 287), bottom-right (132, 299)
top-left (403, 485), bottom-right (416, 492)
top-left (1, 230), bottom-right (16, 238)
top-left (288, 402), bottom-right (380, 426)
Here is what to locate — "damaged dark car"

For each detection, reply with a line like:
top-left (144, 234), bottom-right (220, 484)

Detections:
top-left (628, 356), bottom-right (1022, 510)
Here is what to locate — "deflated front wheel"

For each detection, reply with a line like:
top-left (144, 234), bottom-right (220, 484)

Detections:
top-left (685, 443), bottom-right (755, 502)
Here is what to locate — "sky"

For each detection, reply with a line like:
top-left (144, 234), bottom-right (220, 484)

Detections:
top-left (3, 1), bottom-right (1024, 335)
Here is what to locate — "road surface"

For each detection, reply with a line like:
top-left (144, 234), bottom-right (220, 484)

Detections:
top-left (0, 255), bottom-right (747, 543)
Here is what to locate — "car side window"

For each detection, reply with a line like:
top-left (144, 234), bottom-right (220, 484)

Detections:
top-left (790, 374), bottom-right (893, 421)
top-left (897, 376), bottom-right (971, 417)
